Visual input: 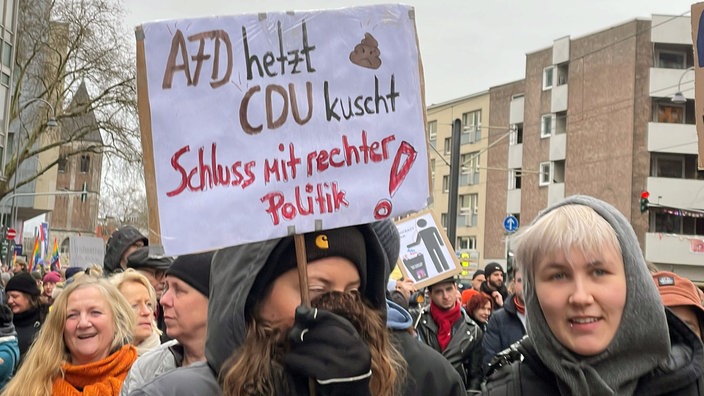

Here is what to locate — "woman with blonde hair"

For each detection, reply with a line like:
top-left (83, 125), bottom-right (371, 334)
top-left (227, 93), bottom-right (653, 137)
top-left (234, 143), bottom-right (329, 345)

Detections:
top-left (110, 269), bottom-right (161, 355)
top-left (3, 276), bottom-right (138, 396)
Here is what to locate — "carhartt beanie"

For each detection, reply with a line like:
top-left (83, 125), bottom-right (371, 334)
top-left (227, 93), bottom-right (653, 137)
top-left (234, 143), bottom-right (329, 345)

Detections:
top-left (167, 251), bottom-right (213, 297)
top-left (246, 226), bottom-right (367, 313)
top-left (6, 272), bottom-right (40, 296)
top-left (371, 219), bottom-right (400, 268)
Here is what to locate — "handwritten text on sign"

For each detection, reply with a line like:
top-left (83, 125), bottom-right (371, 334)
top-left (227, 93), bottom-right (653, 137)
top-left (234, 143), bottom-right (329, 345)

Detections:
top-left (140, 5), bottom-right (429, 255)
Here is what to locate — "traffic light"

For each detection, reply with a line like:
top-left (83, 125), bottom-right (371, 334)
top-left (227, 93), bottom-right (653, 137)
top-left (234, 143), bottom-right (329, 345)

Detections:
top-left (640, 191), bottom-right (650, 213)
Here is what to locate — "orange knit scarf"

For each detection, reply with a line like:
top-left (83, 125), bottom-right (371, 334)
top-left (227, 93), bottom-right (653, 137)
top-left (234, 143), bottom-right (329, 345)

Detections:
top-left (52, 344), bottom-right (137, 396)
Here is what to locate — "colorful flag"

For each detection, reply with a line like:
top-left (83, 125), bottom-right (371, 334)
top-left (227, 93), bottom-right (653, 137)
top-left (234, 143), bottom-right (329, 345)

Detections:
top-left (50, 238), bottom-right (61, 271)
top-left (29, 235), bottom-right (40, 272)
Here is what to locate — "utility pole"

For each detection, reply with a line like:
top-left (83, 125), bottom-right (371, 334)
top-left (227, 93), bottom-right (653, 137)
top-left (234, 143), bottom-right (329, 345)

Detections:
top-left (446, 119), bottom-right (461, 249)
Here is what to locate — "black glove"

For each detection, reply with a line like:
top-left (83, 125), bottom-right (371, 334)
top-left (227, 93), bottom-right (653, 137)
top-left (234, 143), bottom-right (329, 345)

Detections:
top-left (285, 306), bottom-right (372, 394)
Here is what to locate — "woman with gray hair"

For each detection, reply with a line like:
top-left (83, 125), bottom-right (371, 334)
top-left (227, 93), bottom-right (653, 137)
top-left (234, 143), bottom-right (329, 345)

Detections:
top-left (482, 195), bottom-right (704, 395)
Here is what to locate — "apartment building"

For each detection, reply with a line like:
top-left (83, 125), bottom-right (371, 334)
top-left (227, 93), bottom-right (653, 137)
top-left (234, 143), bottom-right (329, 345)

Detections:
top-left (426, 91), bottom-right (492, 275)
top-left (484, 15), bottom-right (704, 280)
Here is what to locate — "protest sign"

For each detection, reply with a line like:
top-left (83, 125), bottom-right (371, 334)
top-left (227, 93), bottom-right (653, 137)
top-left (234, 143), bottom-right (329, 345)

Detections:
top-left (68, 236), bottom-right (105, 269)
top-left (395, 209), bottom-right (461, 289)
top-left (136, 4), bottom-right (430, 255)
top-left (693, 2), bottom-right (704, 169)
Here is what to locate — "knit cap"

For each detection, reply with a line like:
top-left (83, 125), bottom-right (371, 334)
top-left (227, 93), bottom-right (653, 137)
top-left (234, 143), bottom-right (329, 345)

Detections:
top-left (472, 269), bottom-right (485, 280)
top-left (653, 270), bottom-right (704, 316)
top-left (6, 272), bottom-right (40, 296)
top-left (43, 271), bottom-right (61, 284)
top-left (64, 267), bottom-right (83, 280)
top-left (484, 262), bottom-right (503, 277)
top-left (166, 251), bottom-right (213, 297)
top-left (246, 226), bottom-right (367, 312)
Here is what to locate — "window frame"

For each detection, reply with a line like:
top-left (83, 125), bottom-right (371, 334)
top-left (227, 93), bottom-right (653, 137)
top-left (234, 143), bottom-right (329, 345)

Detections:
top-left (539, 162), bottom-right (552, 186)
top-left (542, 66), bottom-right (554, 90)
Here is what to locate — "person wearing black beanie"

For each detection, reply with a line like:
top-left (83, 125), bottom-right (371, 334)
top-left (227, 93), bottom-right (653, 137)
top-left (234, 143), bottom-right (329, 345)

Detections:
top-left (5, 272), bottom-right (46, 362)
top-left (121, 251), bottom-right (213, 395)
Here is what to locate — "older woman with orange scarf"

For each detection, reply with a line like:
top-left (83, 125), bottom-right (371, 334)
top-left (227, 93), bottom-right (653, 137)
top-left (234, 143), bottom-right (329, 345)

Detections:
top-left (3, 276), bottom-right (138, 395)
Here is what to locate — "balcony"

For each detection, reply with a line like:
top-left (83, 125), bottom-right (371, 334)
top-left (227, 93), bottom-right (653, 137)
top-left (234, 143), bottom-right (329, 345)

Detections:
top-left (646, 177), bottom-right (704, 210)
top-left (645, 232), bottom-right (704, 267)
top-left (649, 67), bottom-right (693, 100)
top-left (551, 83), bottom-right (568, 113)
top-left (647, 122), bottom-right (698, 155)
top-left (549, 132), bottom-right (566, 161)
top-left (509, 97), bottom-right (524, 125)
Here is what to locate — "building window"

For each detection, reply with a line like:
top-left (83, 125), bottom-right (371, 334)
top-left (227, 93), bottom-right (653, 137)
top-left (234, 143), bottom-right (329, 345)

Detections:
top-left (58, 156), bottom-right (67, 173)
top-left (462, 110), bottom-right (481, 144)
top-left (443, 137), bottom-right (451, 155)
top-left (543, 66), bottom-right (554, 90)
top-left (1, 42), bottom-right (11, 68)
top-left (508, 168), bottom-right (522, 190)
top-left (457, 236), bottom-right (477, 250)
top-left (655, 49), bottom-right (686, 69)
top-left (0, 73), bottom-right (8, 86)
top-left (428, 120), bottom-right (437, 148)
top-left (539, 162), bottom-right (552, 186)
top-left (541, 114), bottom-right (555, 138)
top-left (509, 123), bottom-right (523, 145)
top-left (442, 175), bottom-right (449, 192)
top-left (80, 154), bottom-right (90, 173)
top-left (652, 154), bottom-right (685, 178)
top-left (655, 103), bottom-right (684, 124)
top-left (460, 193), bottom-right (478, 214)
top-left (441, 213), bottom-right (447, 229)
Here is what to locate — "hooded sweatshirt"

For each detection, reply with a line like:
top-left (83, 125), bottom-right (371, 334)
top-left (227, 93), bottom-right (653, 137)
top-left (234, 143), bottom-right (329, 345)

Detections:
top-left (484, 195), bottom-right (674, 396)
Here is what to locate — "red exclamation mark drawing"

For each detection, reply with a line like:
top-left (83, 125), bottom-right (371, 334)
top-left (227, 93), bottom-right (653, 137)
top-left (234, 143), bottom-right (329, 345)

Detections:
top-left (374, 140), bottom-right (417, 219)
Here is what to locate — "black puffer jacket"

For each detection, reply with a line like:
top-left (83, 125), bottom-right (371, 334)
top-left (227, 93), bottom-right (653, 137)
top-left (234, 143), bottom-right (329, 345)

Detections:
top-left (415, 306), bottom-right (483, 391)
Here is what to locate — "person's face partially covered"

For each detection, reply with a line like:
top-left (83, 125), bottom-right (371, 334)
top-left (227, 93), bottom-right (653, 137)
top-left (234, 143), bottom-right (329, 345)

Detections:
top-left (535, 247), bottom-right (626, 356)
top-left (258, 257), bottom-right (360, 330)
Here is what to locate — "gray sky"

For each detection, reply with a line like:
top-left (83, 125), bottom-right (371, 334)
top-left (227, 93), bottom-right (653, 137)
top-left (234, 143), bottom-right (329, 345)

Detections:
top-left (122, 0), bottom-right (695, 105)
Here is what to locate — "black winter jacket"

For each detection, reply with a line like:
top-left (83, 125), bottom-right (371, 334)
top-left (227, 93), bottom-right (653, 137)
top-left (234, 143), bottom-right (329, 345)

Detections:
top-left (481, 295), bottom-right (525, 367)
top-left (415, 306), bottom-right (484, 391)
top-left (481, 310), bottom-right (704, 396)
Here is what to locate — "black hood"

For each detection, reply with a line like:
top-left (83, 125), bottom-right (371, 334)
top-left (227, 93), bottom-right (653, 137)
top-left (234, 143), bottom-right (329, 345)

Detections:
top-left (206, 223), bottom-right (389, 374)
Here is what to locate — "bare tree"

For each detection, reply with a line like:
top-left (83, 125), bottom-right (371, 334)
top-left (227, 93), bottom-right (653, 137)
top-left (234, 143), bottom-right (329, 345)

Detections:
top-left (99, 157), bottom-right (148, 229)
top-left (0, 0), bottom-right (142, 201)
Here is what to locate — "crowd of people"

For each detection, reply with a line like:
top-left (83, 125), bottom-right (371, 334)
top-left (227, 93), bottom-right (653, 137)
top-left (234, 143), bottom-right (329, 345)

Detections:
top-left (0, 194), bottom-right (700, 395)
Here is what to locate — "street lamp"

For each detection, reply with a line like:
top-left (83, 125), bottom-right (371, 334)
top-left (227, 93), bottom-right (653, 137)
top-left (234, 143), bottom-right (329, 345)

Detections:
top-left (8, 97), bottom-right (59, 229)
top-left (671, 66), bottom-right (694, 104)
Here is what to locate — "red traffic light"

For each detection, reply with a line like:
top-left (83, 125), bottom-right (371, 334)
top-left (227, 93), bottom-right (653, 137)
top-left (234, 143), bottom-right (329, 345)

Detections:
top-left (640, 191), bottom-right (650, 199)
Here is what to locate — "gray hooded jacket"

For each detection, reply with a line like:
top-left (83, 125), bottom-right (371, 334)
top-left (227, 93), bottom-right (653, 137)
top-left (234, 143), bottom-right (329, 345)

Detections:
top-left (129, 223), bottom-right (389, 395)
top-left (483, 196), bottom-right (702, 396)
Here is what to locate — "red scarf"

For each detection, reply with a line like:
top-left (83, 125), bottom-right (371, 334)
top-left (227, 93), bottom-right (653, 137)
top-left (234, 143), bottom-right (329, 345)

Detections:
top-left (514, 295), bottom-right (525, 315)
top-left (429, 300), bottom-right (461, 351)
top-left (52, 345), bottom-right (137, 396)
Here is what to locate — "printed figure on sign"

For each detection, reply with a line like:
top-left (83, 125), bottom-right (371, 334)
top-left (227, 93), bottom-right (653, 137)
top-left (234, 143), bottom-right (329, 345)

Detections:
top-left (407, 218), bottom-right (449, 273)
top-left (402, 249), bottom-right (428, 282)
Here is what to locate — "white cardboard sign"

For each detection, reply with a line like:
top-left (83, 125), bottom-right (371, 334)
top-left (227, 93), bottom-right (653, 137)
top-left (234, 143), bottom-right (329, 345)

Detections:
top-left (139, 4), bottom-right (429, 255)
top-left (395, 210), bottom-right (461, 289)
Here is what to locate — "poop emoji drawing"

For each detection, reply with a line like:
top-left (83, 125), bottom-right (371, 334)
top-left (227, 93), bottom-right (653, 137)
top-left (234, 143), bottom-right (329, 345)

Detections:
top-left (349, 33), bottom-right (382, 69)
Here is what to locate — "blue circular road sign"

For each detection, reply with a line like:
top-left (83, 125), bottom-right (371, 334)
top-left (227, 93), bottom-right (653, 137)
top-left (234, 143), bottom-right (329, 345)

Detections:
top-left (503, 215), bottom-right (519, 233)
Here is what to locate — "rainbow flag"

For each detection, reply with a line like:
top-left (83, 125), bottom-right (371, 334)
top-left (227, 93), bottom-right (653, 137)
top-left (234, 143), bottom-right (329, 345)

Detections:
top-left (29, 235), bottom-right (40, 272)
top-left (50, 238), bottom-right (61, 271)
